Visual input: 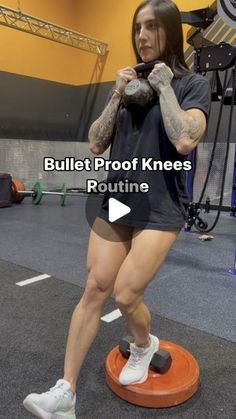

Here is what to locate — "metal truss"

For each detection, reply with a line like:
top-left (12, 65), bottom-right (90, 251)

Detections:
top-left (0, 4), bottom-right (108, 56)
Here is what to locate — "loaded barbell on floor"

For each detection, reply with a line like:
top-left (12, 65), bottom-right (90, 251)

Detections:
top-left (11, 179), bottom-right (87, 206)
top-left (119, 336), bottom-right (172, 374)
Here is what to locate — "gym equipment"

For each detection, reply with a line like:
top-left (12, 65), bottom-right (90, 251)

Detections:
top-left (0, 5), bottom-right (108, 56)
top-left (217, 0), bottom-right (236, 29)
top-left (229, 248), bottom-right (236, 276)
top-left (0, 173), bottom-right (12, 207)
top-left (181, 1), bottom-right (236, 233)
top-left (105, 340), bottom-right (200, 408)
top-left (11, 179), bottom-right (87, 206)
top-left (184, 202), bottom-right (209, 232)
top-left (11, 178), bottom-right (25, 204)
top-left (119, 336), bottom-right (172, 374)
top-left (123, 60), bottom-right (160, 108)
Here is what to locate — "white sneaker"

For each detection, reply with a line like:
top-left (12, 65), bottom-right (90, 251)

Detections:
top-left (119, 334), bottom-right (159, 385)
top-left (23, 379), bottom-right (76, 419)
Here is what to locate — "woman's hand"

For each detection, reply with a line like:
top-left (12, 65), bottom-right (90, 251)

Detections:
top-left (116, 67), bottom-right (137, 94)
top-left (148, 63), bottom-right (173, 95)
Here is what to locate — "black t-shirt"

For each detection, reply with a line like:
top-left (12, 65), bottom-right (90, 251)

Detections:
top-left (99, 72), bottom-right (211, 230)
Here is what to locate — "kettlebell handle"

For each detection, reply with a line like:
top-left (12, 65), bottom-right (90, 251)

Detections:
top-left (122, 59), bottom-right (162, 108)
top-left (133, 59), bottom-right (162, 73)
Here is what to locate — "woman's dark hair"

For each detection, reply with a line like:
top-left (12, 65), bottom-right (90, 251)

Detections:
top-left (132, 0), bottom-right (191, 77)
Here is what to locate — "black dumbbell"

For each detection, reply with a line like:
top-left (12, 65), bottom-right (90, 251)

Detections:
top-left (119, 336), bottom-right (172, 374)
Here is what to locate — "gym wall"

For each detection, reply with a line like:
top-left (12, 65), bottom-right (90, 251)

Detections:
top-left (0, 0), bottom-right (208, 84)
top-left (0, 0), bottom-right (209, 141)
top-left (0, 0), bottom-right (235, 191)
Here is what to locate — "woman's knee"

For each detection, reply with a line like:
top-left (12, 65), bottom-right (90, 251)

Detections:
top-left (82, 270), bottom-right (113, 307)
top-left (115, 287), bottom-right (141, 315)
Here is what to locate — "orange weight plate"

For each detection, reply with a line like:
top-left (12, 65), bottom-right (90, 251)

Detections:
top-left (12, 179), bottom-right (25, 203)
top-left (105, 340), bottom-right (200, 408)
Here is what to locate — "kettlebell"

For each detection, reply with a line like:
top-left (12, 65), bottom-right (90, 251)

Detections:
top-left (123, 60), bottom-right (161, 108)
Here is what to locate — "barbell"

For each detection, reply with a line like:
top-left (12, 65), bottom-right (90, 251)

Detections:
top-left (11, 178), bottom-right (87, 206)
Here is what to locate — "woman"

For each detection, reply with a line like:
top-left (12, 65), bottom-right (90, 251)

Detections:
top-left (23, 1), bottom-right (210, 417)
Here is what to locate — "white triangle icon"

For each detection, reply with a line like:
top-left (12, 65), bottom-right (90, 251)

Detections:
top-left (108, 198), bottom-right (131, 223)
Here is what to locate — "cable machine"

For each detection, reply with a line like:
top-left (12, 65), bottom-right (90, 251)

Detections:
top-left (181, 1), bottom-right (236, 233)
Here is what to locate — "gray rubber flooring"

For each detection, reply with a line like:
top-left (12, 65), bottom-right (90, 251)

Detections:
top-left (0, 197), bottom-right (235, 342)
top-left (0, 197), bottom-right (236, 418)
top-left (0, 260), bottom-right (236, 419)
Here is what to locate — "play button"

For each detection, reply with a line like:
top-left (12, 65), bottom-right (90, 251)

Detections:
top-left (85, 177), bottom-right (151, 242)
top-left (108, 198), bottom-right (131, 222)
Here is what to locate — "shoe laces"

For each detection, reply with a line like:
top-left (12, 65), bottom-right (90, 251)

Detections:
top-left (128, 344), bottom-right (148, 369)
top-left (45, 382), bottom-right (71, 400)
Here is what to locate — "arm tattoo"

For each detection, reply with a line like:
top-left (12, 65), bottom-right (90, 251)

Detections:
top-left (159, 85), bottom-right (201, 150)
top-left (88, 92), bottom-right (121, 154)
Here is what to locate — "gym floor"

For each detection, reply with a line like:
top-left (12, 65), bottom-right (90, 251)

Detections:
top-left (0, 196), bottom-right (236, 419)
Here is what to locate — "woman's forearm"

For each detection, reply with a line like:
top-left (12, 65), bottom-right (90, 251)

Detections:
top-left (88, 90), bottom-right (121, 155)
top-left (159, 85), bottom-right (201, 154)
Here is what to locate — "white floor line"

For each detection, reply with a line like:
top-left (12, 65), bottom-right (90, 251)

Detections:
top-left (16, 274), bottom-right (51, 287)
top-left (101, 309), bottom-right (122, 323)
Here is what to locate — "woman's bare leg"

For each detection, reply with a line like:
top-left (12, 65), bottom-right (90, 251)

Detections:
top-left (115, 229), bottom-right (179, 347)
top-left (63, 218), bottom-right (132, 391)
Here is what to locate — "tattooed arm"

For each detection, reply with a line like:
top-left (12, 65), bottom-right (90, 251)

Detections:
top-left (148, 63), bottom-right (207, 155)
top-left (159, 85), bottom-right (206, 155)
top-left (88, 91), bottom-right (122, 155)
top-left (88, 66), bottom-right (137, 155)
